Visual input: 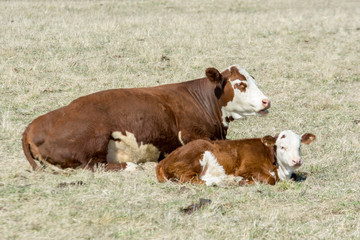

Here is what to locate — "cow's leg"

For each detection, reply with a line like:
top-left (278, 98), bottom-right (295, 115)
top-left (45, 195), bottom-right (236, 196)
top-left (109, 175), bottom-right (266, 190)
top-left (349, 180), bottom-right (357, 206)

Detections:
top-left (81, 160), bottom-right (140, 172)
top-left (239, 178), bottom-right (255, 186)
top-left (238, 173), bottom-right (276, 185)
top-left (235, 171), bottom-right (263, 185)
top-left (259, 174), bottom-right (276, 185)
top-left (249, 171), bottom-right (276, 185)
top-left (157, 166), bottom-right (205, 184)
top-left (189, 177), bottom-right (206, 185)
top-left (86, 157), bottom-right (141, 172)
top-left (104, 163), bottom-right (128, 171)
top-left (179, 173), bottom-right (205, 184)
top-left (156, 163), bottom-right (167, 182)
top-left (76, 156), bottom-right (104, 171)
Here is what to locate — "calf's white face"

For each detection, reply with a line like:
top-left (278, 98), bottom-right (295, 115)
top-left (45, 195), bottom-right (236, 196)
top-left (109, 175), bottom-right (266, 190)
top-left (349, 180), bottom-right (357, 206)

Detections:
top-left (275, 130), bottom-right (316, 170)
top-left (262, 130), bottom-right (316, 181)
top-left (221, 65), bottom-right (270, 126)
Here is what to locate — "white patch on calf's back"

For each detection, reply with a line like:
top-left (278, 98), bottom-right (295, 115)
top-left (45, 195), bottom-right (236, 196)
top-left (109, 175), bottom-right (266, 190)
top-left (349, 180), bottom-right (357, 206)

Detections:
top-left (107, 131), bottom-right (160, 164)
top-left (199, 151), bottom-right (240, 186)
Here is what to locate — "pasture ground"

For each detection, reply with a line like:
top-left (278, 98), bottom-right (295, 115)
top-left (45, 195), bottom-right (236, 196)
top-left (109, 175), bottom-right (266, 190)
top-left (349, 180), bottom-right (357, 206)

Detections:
top-left (1, 0), bottom-right (359, 239)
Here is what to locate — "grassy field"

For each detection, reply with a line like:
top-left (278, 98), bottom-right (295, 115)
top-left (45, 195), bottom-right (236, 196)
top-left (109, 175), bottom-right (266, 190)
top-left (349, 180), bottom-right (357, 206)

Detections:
top-left (1, 0), bottom-right (360, 239)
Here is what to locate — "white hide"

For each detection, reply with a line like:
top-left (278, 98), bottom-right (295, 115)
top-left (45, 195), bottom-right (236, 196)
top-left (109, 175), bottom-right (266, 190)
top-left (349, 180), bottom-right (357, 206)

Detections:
top-left (199, 151), bottom-right (241, 186)
top-left (221, 64), bottom-right (269, 126)
top-left (123, 162), bottom-right (142, 172)
top-left (107, 131), bottom-right (160, 164)
top-left (178, 131), bottom-right (185, 146)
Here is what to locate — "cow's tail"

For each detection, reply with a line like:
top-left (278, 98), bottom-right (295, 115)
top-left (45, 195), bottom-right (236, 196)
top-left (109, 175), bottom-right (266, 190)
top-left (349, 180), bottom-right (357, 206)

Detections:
top-left (156, 163), bottom-right (166, 183)
top-left (21, 128), bottom-right (40, 171)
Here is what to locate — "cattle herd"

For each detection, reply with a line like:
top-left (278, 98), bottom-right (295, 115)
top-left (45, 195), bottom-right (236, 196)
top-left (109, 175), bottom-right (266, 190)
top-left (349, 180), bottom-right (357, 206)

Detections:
top-left (22, 64), bottom-right (315, 186)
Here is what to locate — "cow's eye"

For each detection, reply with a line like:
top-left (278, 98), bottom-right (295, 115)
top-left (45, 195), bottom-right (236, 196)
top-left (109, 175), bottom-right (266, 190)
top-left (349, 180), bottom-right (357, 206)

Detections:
top-left (234, 82), bottom-right (247, 92)
top-left (281, 146), bottom-right (286, 151)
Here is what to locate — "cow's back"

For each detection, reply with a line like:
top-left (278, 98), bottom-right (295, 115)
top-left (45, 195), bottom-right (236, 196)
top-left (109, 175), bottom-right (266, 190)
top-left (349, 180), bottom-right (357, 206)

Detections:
top-left (211, 139), bottom-right (275, 177)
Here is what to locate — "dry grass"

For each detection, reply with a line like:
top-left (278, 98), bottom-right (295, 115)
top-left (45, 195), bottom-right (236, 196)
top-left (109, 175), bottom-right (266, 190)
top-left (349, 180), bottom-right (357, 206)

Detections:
top-left (1, 0), bottom-right (360, 239)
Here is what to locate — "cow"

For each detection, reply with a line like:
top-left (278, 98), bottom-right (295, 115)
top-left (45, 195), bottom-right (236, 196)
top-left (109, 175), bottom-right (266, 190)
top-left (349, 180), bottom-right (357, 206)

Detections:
top-left (156, 130), bottom-right (316, 185)
top-left (22, 64), bottom-right (271, 171)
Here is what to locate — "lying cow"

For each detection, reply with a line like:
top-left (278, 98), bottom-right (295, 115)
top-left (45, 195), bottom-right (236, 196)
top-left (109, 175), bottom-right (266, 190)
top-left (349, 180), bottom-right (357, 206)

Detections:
top-left (156, 130), bottom-right (315, 185)
top-left (22, 64), bottom-right (270, 170)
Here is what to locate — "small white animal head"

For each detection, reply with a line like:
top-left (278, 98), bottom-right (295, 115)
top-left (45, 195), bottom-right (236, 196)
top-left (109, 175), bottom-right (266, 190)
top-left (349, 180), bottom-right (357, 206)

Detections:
top-left (262, 130), bottom-right (316, 171)
top-left (212, 65), bottom-right (270, 126)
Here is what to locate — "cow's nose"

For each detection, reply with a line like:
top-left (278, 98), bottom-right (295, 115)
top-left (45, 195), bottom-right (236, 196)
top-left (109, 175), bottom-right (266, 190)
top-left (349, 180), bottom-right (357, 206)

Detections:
top-left (292, 158), bottom-right (302, 166)
top-left (262, 99), bottom-right (271, 109)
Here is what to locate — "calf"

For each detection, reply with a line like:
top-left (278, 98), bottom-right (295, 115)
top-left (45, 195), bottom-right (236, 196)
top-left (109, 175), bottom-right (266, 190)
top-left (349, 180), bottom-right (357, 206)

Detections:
top-left (22, 65), bottom-right (270, 170)
top-left (156, 130), bottom-right (315, 185)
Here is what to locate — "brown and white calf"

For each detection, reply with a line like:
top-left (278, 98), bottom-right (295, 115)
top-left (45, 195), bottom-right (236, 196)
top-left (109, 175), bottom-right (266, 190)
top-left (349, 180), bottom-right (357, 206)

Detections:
top-left (22, 65), bottom-right (270, 170)
top-left (156, 130), bottom-right (316, 185)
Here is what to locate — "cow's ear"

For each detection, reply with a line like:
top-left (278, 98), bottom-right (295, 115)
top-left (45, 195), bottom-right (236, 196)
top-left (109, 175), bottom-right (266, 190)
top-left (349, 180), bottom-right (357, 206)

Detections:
top-left (261, 135), bottom-right (276, 147)
top-left (301, 133), bottom-right (316, 144)
top-left (206, 68), bottom-right (222, 84)
top-left (206, 67), bottom-right (226, 99)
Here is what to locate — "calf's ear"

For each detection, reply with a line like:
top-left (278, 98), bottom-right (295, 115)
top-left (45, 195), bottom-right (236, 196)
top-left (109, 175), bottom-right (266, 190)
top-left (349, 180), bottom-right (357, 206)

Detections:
top-left (301, 133), bottom-right (316, 144)
top-left (261, 135), bottom-right (276, 147)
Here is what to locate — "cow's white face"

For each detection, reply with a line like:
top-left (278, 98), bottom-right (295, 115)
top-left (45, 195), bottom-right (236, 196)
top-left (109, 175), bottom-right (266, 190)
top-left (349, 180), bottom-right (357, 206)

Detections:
top-left (221, 65), bottom-right (270, 126)
top-left (276, 130), bottom-right (303, 169)
top-left (275, 130), bottom-right (316, 180)
top-left (262, 130), bottom-right (315, 181)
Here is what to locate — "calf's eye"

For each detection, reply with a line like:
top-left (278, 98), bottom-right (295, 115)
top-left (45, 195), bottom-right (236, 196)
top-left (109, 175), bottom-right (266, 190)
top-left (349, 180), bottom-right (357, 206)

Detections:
top-left (281, 147), bottom-right (286, 151)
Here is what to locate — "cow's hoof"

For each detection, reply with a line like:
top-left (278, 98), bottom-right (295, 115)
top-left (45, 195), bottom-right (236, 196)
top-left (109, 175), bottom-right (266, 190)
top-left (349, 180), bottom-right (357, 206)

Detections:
top-left (124, 162), bottom-right (143, 172)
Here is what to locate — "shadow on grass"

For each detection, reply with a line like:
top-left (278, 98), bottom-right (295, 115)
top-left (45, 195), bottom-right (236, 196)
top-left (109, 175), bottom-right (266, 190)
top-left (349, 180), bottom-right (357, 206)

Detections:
top-left (292, 172), bottom-right (308, 182)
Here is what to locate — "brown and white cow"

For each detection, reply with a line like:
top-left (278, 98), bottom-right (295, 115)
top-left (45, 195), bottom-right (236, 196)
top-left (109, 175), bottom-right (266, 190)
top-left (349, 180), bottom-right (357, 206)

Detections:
top-left (156, 130), bottom-right (316, 185)
top-left (22, 65), bottom-right (270, 170)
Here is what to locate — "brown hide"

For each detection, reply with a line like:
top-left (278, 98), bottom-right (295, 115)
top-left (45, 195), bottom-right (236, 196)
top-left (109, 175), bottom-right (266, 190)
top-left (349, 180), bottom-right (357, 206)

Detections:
top-left (22, 71), bottom-right (233, 170)
top-left (156, 138), bottom-right (279, 185)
